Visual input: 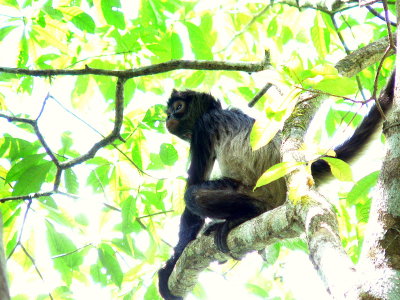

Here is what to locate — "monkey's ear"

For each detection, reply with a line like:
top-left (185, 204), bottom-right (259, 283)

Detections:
top-left (171, 89), bottom-right (179, 96)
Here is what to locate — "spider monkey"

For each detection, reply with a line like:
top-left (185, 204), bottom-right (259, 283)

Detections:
top-left (158, 73), bottom-right (395, 300)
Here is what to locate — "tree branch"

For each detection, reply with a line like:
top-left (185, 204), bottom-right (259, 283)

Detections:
top-left (0, 213), bottom-right (10, 300)
top-left (278, 0), bottom-right (354, 14)
top-left (60, 76), bottom-right (126, 169)
top-left (0, 77), bottom-right (127, 203)
top-left (335, 35), bottom-right (396, 77)
top-left (168, 204), bottom-right (301, 297)
top-left (366, 6), bottom-right (397, 27)
top-left (0, 54), bottom-right (271, 79)
top-left (281, 91), bottom-right (360, 299)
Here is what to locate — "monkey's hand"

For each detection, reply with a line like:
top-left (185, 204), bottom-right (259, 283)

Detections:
top-left (158, 257), bottom-right (183, 300)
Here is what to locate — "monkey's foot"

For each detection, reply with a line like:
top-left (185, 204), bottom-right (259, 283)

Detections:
top-left (204, 220), bottom-right (243, 260)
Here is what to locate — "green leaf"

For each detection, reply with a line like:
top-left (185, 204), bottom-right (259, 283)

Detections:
top-left (250, 117), bottom-right (284, 151)
top-left (1, 0), bottom-right (19, 8)
top-left (255, 161), bottom-right (304, 188)
top-left (37, 10), bottom-right (46, 27)
top-left (64, 169), bottom-right (79, 194)
top-left (325, 108), bottom-right (363, 137)
top-left (281, 26), bottom-right (293, 44)
top-left (0, 26), bottom-right (18, 41)
top-left (147, 153), bottom-right (164, 170)
top-left (36, 54), bottom-right (60, 69)
top-left (184, 71), bottom-right (206, 88)
top-left (144, 283), bottom-right (159, 300)
top-left (6, 154), bottom-right (47, 183)
top-left (347, 171), bottom-right (379, 205)
top-left (280, 237), bottom-right (308, 252)
top-left (71, 12), bottom-right (96, 33)
top-left (246, 284), bottom-right (269, 298)
top-left (121, 195), bottom-right (138, 234)
top-left (141, 104), bottom-right (166, 133)
top-left (7, 155), bottom-right (53, 196)
top-left (5, 231), bottom-right (18, 258)
top-left (131, 132), bottom-right (144, 170)
top-left (139, 0), bottom-right (165, 29)
top-left (170, 32), bottom-right (183, 60)
top-left (72, 75), bottom-right (90, 101)
top-left (87, 164), bottom-right (112, 193)
top-left (18, 34), bottom-right (29, 67)
top-left (46, 222), bottom-right (83, 285)
top-left (262, 243), bottom-right (280, 266)
top-left (314, 77), bottom-right (357, 95)
top-left (310, 13), bottom-right (327, 58)
top-left (42, 5), bottom-right (64, 21)
top-left (185, 22), bottom-right (213, 60)
top-left (98, 243), bottom-right (123, 287)
top-left (159, 143), bottom-right (178, 166)
top-left (321, 157), bottom-right (353, 182)
top-left (74, 214), bottom-right (89, 226)
top-left (101, 0), bottom-right (125, 29)
top-left (91, 262), bottom-right (108, 285)
top-left (18, 76), bottom-right (33, 94)
top-left (267, 17), bottom-right (278, 37)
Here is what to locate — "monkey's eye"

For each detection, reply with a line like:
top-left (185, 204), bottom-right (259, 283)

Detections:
top-left (176, 104), bottom-right (182, 111)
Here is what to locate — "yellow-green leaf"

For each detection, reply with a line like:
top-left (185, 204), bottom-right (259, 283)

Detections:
top-left (255, 161), bottom-right (305, 189)
top-left (321, 157), bottom-right (353, 182)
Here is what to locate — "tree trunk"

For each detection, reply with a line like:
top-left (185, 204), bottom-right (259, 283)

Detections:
top-left (357, 19), bottom-right (400, 299)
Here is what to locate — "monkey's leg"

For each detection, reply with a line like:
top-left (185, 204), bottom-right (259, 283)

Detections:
top-left (185, 178), bottom-right (265, 253)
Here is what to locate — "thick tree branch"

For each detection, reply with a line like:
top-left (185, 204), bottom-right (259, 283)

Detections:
top-left (335, 35), bottom-right (396, 77)
top-left (281, 91), bottom-right (360, 299)
top-left (356, 22), bottom-right (400, 300)
top-left (168, 204), bottom-right (301, 297)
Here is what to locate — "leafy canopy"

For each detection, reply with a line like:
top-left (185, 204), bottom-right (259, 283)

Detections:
top-left (0, 0), bottom-right (394, 299)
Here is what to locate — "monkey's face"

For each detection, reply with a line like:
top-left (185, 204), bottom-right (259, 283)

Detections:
top-left (166, 99), bottom-right (193, 141)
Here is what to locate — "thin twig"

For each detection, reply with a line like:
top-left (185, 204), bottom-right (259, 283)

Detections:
top-left (366, 5), bottom-right (397, 26)
top-left (217, 5), bottom-right (270, 53)
top-left (248, 83), bottom-right (273, 107)
top-left (138, 210), bottom-right (174, 219)
top-left (294, 86), bottom-right (369, 104)
top-left (330, 13), bottom-right (367, 101)
top-left (17, 200), bottom-right (32, 243)
top-left (371, 46), bottom-right (392, 118)
top-left (51, 243), bottom-right (93, 259)
top-left (382, 0), bottom-right (396, 49)
top-left (330, 14), bottom-right (350, 54)
top-left (20, 244), bottom-right (54, 300)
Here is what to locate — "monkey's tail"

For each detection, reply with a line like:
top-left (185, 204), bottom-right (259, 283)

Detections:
top-left (311, 71), bottom-right (395, 180)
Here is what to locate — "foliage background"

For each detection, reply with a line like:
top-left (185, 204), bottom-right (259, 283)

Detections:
top-left (0, 0), bottom-right (395, 299)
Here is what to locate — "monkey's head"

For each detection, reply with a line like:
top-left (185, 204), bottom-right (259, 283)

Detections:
top-left (166, 89), bottom-right (221, 141)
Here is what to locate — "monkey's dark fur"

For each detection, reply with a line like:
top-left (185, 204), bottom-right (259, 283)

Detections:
top-left (159, 73), bottom-right (395, 300)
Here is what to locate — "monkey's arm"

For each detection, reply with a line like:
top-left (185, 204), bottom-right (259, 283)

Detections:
top-left (158, 114), bottom-right (218, 300)
top-left (158, 208), bottom-right (204, 300)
